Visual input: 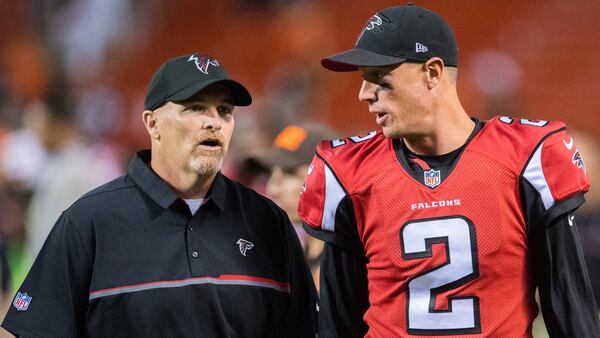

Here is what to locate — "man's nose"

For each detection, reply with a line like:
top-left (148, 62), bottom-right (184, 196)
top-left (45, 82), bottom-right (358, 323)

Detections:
top-left (358, 80), bottom-right (377, 103)
top-left (203, 108), bottom-right (222, 130)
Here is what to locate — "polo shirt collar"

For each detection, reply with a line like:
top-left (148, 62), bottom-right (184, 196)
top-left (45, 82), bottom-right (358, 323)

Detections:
top-left (128, 150), bottom-right (226, 211)
top-left (207, 171), bottom-right (226, 211)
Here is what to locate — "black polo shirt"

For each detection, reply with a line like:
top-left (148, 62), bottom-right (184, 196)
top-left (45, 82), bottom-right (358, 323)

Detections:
top-left (2, 150), bottom-right (318, 338)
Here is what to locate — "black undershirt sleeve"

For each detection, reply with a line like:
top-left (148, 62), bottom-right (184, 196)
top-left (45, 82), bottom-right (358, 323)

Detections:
top-left (319, 243), bottom-right (369, 338)
top-left (304, 195), bottom-right (370, 338)
top-left (521, 177), bottom-right (600, 337)
top-left (531, 211), bottom-right (600, 337)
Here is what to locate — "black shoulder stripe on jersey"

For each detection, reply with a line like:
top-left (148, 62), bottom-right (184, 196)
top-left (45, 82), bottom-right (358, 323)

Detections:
top-left (518, 126), bottom-right (568, 240)
top-left (518, 126), bottom-right (566, 178)
top-left (543, 193), bottom-right (586, 228)
top-left (315, 152), bottom-right (351, 196)
top-left (522, 177), bottom-right (586, 242)
top-left (303, 223), bottom-right (339, 244)
top-left (302, 194), bottom-right (364, 253)
top-left (521, 178), bottom-right (547, 241)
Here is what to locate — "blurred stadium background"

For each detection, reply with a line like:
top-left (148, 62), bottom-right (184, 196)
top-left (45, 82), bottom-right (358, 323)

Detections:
top-left (1, 1), bottom-right (599, 336)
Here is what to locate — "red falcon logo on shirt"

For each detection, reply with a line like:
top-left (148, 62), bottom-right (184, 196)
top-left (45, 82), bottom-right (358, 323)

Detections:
top-left (188, 54), bottom-right (219, 74)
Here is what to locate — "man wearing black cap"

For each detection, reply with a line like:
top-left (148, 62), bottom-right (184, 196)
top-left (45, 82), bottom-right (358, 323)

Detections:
top-left (299, 4), bottom-right (600, 337)
top-left (2, 53), bottom-right (318, 337)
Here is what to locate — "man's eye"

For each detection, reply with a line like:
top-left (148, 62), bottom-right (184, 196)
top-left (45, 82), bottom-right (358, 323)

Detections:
top-left (186, 105), bottom-right (203, 111)
top-left (362, 75), bottom-right (377, 83)
top-left (363, 74), bottom-right (385, 85)
top-left (218, 106), bottom-right (233, 115)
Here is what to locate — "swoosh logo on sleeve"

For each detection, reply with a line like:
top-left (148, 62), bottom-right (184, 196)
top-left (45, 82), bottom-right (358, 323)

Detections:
top-left (307, 163), bottom-right (314, 175)
top-left (563, 137), bottom-right (574, 150)
top-left (568, 214), bottom-right (575, 226)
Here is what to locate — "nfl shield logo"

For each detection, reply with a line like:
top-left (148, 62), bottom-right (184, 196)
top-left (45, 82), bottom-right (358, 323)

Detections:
top-left (424, 169), bottom-right (441, 188)
top-left (13, 292), bottom-right (32, 311)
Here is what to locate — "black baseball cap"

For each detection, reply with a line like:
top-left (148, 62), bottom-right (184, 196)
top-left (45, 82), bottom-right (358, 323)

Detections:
top-left (144, 53), bottom-right (252, 110)
top-left (321, 4), bottom-right (458, 72)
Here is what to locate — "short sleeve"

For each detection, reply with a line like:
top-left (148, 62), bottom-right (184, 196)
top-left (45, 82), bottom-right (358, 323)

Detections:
top-left (299, 154), bottom-right (363, 252)
top-left (2, 212), bottom-right (93, 337)
top-left (522, 131), bottom-right (590, 227)
top-left (298, 154), bottom-right (347, 232)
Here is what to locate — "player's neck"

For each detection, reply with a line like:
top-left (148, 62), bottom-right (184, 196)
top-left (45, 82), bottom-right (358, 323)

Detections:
top-left (404, 108), bottom-right (475, 156)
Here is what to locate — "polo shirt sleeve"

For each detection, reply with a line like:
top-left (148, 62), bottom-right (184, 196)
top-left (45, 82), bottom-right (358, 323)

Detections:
top-left (2, 212), bottom-right (93, 338)
top-left (274, 215), bottom-right (318, 337)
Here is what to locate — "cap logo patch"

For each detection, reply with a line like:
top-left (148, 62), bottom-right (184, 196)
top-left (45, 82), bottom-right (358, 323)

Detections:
top-left (274, 126), bottom-right (307, 152)
top-left (356, 13), bottom-right (396, 44)
top-left (13, 292), bottom-right (32, 311)
top-left (236, 239), bottom-right (254, 256)
top-left (416, 42), bottom-right (429, 53)
top-left (366, 14), bottom-right (383, 31)
top-left (188, 54), bottom-right (219, 74)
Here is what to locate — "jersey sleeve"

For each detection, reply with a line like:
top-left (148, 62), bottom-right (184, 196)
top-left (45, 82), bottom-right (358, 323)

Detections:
top-left (521, 130), bottom-right (590, 227)
top-left (1, 212), bottom-right (93, 337)
top-left (299, 146), bottom-right (370, 336)
top-left (298, 152), bottom-right (361, 251)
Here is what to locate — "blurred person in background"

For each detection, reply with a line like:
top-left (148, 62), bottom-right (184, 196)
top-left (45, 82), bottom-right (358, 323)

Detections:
top-left (23, 85), bottom-right (121, 267)
top-left (0, 189), bottom-right (12, 337)
top-left (245, 122), bottom-right (338, 290)
top-left (2, 53), bottom-right (317, 337)
top-left (572, 131), bottom-right (600, 308)
top-left (299, 4), bottom-right (600, 337)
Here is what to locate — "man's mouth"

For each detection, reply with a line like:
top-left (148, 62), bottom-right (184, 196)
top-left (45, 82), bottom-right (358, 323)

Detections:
top-left (197, 137), bottom-right (223, 150)
top-left (374, 111), bottom-right (388, 125)
top-left (199, 139), bottom-right (221, 147)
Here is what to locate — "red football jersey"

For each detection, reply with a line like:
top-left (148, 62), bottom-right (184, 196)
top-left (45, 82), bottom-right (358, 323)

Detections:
top-left (299, 116), bottom-right (590, 337)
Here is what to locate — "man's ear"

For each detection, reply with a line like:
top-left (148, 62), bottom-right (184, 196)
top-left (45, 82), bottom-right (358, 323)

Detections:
top-left (142, 110), bottom-right (160, 140)
top-left (424, 57), bottom-right (444, 90)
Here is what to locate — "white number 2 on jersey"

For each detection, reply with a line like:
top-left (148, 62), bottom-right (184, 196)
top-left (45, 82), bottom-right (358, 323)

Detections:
top-left (401, 216), bottom-right (481, 335)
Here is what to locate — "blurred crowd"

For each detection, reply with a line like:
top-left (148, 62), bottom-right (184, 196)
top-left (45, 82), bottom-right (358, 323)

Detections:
top-left (1, 1), bottom-right (599, 337)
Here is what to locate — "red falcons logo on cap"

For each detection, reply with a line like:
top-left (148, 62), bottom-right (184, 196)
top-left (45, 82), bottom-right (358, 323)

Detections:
top-left (188, 54), bottom-right (219, 74)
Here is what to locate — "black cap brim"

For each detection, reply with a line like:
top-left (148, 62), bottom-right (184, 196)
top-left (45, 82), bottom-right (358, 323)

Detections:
top-left (321, 48), bottom-right (408, 72)
top-left (169, 79), bottom-right (252, 106)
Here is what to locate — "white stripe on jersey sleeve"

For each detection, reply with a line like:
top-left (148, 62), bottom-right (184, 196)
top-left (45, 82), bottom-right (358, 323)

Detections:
top-left (523, 142), bottom-right (555, 210)
top-left (322, 165), bottom-right (346, 232)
